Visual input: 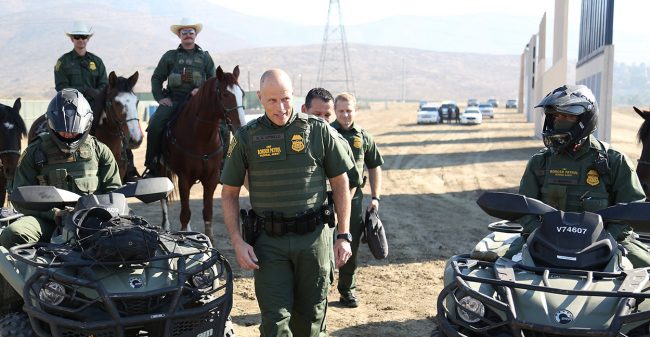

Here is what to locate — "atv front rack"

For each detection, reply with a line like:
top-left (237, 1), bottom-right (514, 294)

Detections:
top-left (8, 231), bottom-right (234, 337)
top-left (437, 254), bottom-right (650, 337)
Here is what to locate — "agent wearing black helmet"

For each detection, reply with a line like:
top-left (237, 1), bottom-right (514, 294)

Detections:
top-left (0, 89), bottom-right (122, 312)
top-left (517, 84), bottom-right (650, 267)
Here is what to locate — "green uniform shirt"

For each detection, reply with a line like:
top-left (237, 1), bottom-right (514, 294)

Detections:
top-left (519, 135), bottom-right (645, 237)
top-left (54, 50), bottom-right (108, 93)
top-left (151, 44), bottom-right (216, 102)
top-left (331, 121), bottom-right (384, 178)
top-left (12, 133), bottom-right (122, 221)
top-left (333, 130), bottom-right (362, 189)
top-left (222, 111), bottom-right (354, 214)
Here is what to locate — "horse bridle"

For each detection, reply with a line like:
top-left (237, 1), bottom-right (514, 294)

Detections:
top-left (171, 81), bottom-right (244, 161)
top-left (0, 148), bottom-right (21, 156)
top-left (105, 96), bottom-right (140, 166)
top-left (193, 83), bottom-right (244, 127)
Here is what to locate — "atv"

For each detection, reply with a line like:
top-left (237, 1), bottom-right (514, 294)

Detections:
top-left (435, 192), bottom-right (650, 337)
top-left (0, 177), bottom-right (234, 337)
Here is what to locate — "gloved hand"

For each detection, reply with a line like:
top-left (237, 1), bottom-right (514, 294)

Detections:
top-left (82, 88), bottom-right (101, 100)
top-left (54, 207), bottom-right (74, 227)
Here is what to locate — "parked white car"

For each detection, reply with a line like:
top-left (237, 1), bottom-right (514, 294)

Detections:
top-left (460, 107), bottom-right (483, 125)
top-left (478, 103), bottom-right (494, 119)
top-left (416, 103), bottom-right (441, 124)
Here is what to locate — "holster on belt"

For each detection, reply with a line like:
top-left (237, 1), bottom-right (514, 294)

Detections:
top-left (257, 204), bottom-right (334, 237)
top-left (322, 203), bottom-right (335, 228)
top-left (240, 209), bottom-right (260, 245)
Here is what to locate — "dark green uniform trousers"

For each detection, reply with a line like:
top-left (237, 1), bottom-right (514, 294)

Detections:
top-left (254, 224), bottom-right (333, 337)
top-left (145, 104), bottom-right (174, 167)
top-left (337, 187), bottom-right (364, 297)
top-left (0, 216), bottom-right (56, 313)
top-left (0, 216), bottom-right (56, 249)
top-left (220, 121), bottom-right (231, 155)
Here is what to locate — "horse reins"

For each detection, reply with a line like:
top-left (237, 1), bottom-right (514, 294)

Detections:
top-left (169, 83), bottom-right (244, 163)
top-left (0, 149), bottom-right (21, 156)
top-left (105, 99), bottom-right (140, 168)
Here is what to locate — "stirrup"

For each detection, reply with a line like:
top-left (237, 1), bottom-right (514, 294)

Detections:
top-left (141, 167), bottom-right (157, 179)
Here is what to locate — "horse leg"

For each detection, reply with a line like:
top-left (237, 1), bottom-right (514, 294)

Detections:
top-left (160, 197), bottom-right (171, 231)
top-left (202, 181), bottom-right (217, 244)
top-left (178, 177), bottom-right (192, 232)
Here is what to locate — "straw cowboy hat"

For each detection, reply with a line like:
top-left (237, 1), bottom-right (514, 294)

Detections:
top-left (170, 18), bottom-right (203, 35)
top-left (65, 21), bottom-right (94, 37)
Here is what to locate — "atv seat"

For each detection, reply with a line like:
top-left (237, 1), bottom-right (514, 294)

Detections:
top-left (526, 210), bottom-right (616, 270)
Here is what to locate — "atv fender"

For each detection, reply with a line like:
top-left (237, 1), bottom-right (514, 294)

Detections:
top-left (0, 247), bottom-right (23, 297)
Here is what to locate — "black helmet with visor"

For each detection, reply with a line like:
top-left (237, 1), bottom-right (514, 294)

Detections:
top-left (538, 84), bottom-right (598, 153)
top-left (46, 89), bottom-right (94, 153)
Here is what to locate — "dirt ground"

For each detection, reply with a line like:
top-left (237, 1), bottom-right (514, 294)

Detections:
top-left (125, 103), bottom-right (644, 337)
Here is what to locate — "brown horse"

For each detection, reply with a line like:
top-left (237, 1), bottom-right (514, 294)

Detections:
top-left (0, 98), bottom-right (25, 206)
top-left (28, 71), bottom-right (143, 181)
top-left (635, 106), bottom-right (650, 200)
top-left (160, 66), bottom-right (244, 242)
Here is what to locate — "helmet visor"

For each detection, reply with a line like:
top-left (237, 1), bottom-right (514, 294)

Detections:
top-left (543, 105), bottom-right (586, 117)
top-left (543, 132), bottom-right (572, 149)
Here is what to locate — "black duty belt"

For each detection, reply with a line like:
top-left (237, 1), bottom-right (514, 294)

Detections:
top-left (256, 206), bottom-right (332, 237)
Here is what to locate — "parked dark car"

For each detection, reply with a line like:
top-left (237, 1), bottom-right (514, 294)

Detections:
top-left (487, 98), bottom-right (499, 108)
top-left (440, 102), bottom-right (460, 122)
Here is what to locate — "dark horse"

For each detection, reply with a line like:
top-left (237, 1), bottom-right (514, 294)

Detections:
top-left (635, 106), bottom-right (650, 200)
top-left (28, 71), bottom-right (143, 181)
top-left (0, 98), bottom-right (25, 206)
top-left (160, 66), bottom-right (244, 242)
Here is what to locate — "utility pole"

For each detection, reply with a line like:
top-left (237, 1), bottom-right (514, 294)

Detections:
top-left (247, 68), bottom-right (252, 92)
top-left (317, 0), bottom-right (355, 95)
top-left (401, 57), bottom-right (405, 102)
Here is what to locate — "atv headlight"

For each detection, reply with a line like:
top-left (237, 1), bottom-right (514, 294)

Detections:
top-left (457, 296), bottom-right (485, 323)
top-left (191, 268), bottom-right (215, 290)
top-left (39, 281), bottom-right (66, 306)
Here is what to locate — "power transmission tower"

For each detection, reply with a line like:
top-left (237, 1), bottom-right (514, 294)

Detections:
top-left (317, 0), bottom-right (355, 95)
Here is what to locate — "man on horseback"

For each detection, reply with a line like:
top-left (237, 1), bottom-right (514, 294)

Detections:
top-left (143, 18), bottom-right (216, 177)
top-left (516, 84), bottom-right (650, 267)
top-left (54, 21), bottom-right (139, 182)
top-left (54, 21), bottom-right (107, 104)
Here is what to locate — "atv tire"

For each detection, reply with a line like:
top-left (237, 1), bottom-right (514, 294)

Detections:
top-left (0, 312), bottom-right (36, 337)
top-left (430, 328), bottom-right (441, 337)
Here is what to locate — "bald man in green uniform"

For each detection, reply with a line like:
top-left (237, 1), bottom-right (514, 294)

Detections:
top-left (331, 92), bottom-right (384, 308)
top-left (221, 69), bottom-right (354, 337)
top-left (143, 18), bottom-right (216, 177)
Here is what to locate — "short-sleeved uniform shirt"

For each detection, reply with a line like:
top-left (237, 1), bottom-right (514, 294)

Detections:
top-left (221, 111), bottom-right (354, 215)
top-left (331, 121), bottom-right (384, 179)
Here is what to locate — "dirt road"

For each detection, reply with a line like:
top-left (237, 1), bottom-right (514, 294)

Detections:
top-left (128, 104), bottom-right (642, 337)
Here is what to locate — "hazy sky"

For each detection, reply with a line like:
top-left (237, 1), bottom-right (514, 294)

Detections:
top-left (208, 0), bottom-right (648, 64)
